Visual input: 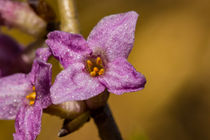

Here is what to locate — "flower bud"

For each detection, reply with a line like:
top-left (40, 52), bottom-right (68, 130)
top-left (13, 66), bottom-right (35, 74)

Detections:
top-left (44, 101), bottom-right (87, 119)
top-left (0, 1), bottom-right (46, 37)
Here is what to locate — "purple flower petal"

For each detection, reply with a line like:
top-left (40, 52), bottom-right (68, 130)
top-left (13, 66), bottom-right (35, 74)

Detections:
top-left (87, 11), bottom-right (138, 61)
top-left (46, 31), bottom-right (91, 68)
top-left (13, 133), bottom-right (24, 140)
top-left (14, 103), bottom-right (42, 140)
top-left (0, 74), bottom-right (32, 120)
top-left (35, 60), bottom-right (52, 108)
top-left (35, 47), bottom-right (51, 62)
top-left (28, 60), bottom-right (39, 84)
top-left (0, 33), bottom-right (29, 76)
top-left (98, 58), bottom-right (146, 95)
top-left (0, 1), bottom-right (16, 26)
top-left (50, 63), bottom-right (105, 103)
top-left (30, 47), bottom-right (52, 81)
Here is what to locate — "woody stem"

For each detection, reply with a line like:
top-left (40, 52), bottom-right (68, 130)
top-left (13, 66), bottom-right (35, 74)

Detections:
top-left (57, 0), bottom-right (80, 33)
top-left (91, 104), bottom-right (123, 140)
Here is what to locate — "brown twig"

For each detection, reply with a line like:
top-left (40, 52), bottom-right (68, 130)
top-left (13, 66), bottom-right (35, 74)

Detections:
top-left (57, 0), bottom-right (80, 33)
top-left (91, 104), bottom-right (123, 140)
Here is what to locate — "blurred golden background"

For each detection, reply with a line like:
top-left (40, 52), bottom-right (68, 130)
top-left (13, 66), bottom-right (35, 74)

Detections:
top-left (1, 0), bottom-right (210, 139)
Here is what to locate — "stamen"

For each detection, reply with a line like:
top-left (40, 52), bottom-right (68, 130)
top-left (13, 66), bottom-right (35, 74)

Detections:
top-left (90, 71), bottom-right (96, 77)
top-left (26, 86), bottom-right (36, 106)
top-left (29, 101), bottom-right (35, 105)
top-left (96, 57), bottom-right (102, 65)
top-left (86, 56), bottom-right (105, 77)
top-left (26, 92), bottom-right (36, 100)
top-left (87, 60), bottom-right (93, 67)
top-left (93, 67), bottom-right (99, 72)
top-left (98, 69), bottom-right (104, 75)
top-left (32, 86), bottom-right (36, 91)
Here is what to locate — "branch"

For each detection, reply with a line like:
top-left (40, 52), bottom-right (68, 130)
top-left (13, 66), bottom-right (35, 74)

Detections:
top-left (58, 111), bottom-right (90, 137)
top-left (91, 104), bottom-right (123, 140)
top-left (57, 0), bottom-right (80, 33)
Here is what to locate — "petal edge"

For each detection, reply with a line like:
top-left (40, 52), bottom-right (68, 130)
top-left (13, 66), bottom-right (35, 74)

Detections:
top-left (98, 58), bottom-right (146, 95)
top-left (87, 11), bottom-right (139, 61)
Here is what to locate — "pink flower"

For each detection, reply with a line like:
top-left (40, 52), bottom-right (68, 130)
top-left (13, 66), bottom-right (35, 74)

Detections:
top-left (0, 48), bottom-right (52, 140)
top-left (46, 11), bottom-right (146, 104)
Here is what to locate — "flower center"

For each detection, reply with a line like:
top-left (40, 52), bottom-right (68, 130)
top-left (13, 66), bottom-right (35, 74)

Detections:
top-left (86, 56), bottom-right (105, 77)
top-left (26, 86), bottom-right (36, 105)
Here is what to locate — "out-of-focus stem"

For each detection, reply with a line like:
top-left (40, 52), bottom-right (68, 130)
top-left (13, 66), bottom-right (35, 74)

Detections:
top-left (57, 0), bottom-right (80, 33)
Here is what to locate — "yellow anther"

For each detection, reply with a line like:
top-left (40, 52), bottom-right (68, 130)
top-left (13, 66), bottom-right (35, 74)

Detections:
top-left (93, 67), bottom-right (99, 72)
top-left (96, 57), bottom-right (102, 65)
top-left (87, 60), bottom-right (93, 67)
top-left (86, 57), bottom-right (105, 76)
top-left (29, 101), bottom-right (35, 105)
top-left (86, 60), bottom-right (93, 72)
top-left (26, 91), bottom-right (36, 106)
top-left (90, 71), bottom-right (96, 77)
top-left (26, 92), bottom-right (36, 100)
top-left (32, 86), bottom-right (35, 91)
top-left (98, 68), bottom-right (104, 75)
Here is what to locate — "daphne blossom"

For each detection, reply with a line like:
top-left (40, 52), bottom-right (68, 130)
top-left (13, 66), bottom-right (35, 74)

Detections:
top-left (46, 11), bottom-right (146, 104)
top-left (0, 48), bottom-right (52, 140)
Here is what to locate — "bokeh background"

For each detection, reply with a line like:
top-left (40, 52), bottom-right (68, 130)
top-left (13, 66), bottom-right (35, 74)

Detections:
top-left (1, 0), bottom-right (210, 139)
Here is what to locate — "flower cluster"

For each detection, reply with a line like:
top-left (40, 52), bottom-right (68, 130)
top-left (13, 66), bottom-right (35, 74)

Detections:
top-left (0, 11), bottom-right (146, 140)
